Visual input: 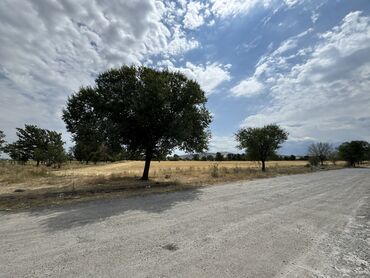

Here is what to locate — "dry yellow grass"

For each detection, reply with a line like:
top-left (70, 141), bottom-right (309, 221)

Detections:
top-left (57, 160), bottom-right (309, 176)
top-left (0, 160), bottom-right (343, 210)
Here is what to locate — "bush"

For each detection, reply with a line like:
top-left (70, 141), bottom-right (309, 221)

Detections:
top-left (308, 156), bottom-right (319, 167)
top-left (210, 163), bottom-right (219, 178)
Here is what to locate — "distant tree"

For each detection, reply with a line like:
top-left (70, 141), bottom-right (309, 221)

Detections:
top-left (235, 124), bottom-right (288, 171)
top-left (3, 143), bottom-right (28, 163)
top-left (226, 153), bottom-right (233, 161)
top-left (206, 154), bottom-right (214, 161)
top-left (236, 153), bottom-right (246, 161)
top-left (67, 147), bottom-right (75, 162)
top-left (3, 125), bottom-right (66, 166)
top-left (328, 149), bottom-right (339, 165)
top-left (289, 155), bottom-right (296, 161)
top-left (338, 141), bottom-right (370, 167)
top-left (308, 142), bottom-right (332, 166)
top-left (11, 125), bottom-right (47, 165)
top-left (45, 131), bottom-right (66, 167)
top-left (301, 155), bottom-right (309, 161)
top-left (193, 153), bottom-right (200, 161)
top-left (215, 152), bottom-right (223, 161)
top-left (0, 130), bottom-right (6, 155)
top-left (63, 66), bottom-right (212, 180)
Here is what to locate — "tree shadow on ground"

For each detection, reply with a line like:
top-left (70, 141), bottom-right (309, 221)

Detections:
top-left (31, 188), bottom-right (202, 233)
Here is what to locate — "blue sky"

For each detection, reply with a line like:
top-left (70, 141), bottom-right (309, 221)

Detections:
top-left (1, 0), bottom-right (370, 155)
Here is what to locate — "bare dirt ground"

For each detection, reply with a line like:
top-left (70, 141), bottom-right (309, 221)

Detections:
top-left (0, 168), bottom-right (369, 277)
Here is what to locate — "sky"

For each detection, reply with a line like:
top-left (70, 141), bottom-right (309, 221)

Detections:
top-left (1, 0), bottom-right (370, 155)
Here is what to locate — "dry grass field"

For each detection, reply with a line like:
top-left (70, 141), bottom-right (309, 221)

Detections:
top-left (0, 160), bottom-right (343, 210)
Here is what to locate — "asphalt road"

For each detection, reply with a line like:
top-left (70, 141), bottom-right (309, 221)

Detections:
top-left (0, 169), bottom-right (369, 277)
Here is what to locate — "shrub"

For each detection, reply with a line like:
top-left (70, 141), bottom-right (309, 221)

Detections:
top-left (210, 163), bottom-right (219, 178)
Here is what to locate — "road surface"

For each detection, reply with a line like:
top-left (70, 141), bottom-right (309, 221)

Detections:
top-left (0, 168), bottom-right (369, 277)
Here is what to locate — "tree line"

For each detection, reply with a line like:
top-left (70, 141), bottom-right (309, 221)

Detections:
top-left (0, 125), bottom-right (66, 167)
top-left (1, 65), bottom-right (369, 178)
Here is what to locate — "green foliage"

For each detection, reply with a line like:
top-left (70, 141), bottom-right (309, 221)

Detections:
top-left (63, 65), bottom-right (212, 180)
top-left (226, 153), bottom-right (246, 161)
top-left (338, 141), bottom-right (370, 167)
top-left (215, 152), bottom-right (223, 161)
top-left (235, 124), bottom-right (288, 171)
top-left (67, 147), bottom-right (75, 162)
top-left (44, 131), bottom-right (66, 167)
top-left (193, 154), bottom-right (200, 161)
top-left (62, 87), bottom-right (114, 164)
top-left (3, 125), bottom-right (66, 166)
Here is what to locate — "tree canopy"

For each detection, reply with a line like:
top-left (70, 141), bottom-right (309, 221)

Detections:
top-left (63, 65), bottom-right (212, 180)
top-left (3, 125), bottom-right (66, 166)
top-left (235, 124), bottom-right (288, 171)
top-left (338, 140), bottom-right (369, 167)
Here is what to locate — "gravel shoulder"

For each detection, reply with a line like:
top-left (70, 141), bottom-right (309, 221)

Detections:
top-left (0, 168), bottom-right (369, 277)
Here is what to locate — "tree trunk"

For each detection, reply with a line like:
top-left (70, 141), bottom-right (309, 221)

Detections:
top-left (36, 160), bottom-right (40, 167)
top-left (141, 148), bottom-right (153, 181)
top-left (261, 160), bottom-right (266, 172)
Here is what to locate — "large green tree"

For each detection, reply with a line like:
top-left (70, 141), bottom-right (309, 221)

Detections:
top-left (338, 141), bottom-right (369, 167)
top-left (63, 66), bottom-right (212, 180)
top-left (62, 87), bottom-right (109, 164)
top-left (235, 124), bottom-right (288, 171)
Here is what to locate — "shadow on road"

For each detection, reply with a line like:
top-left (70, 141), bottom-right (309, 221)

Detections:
top-left (32, 188), bottom-right (202, 232)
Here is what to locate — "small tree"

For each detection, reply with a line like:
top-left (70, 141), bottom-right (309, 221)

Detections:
top-left (4, 125), bottom-right (66, 166)
top-left (235, 124), bottom-right (288, 171)
top-left (308, 142), bottom-right (332, 166)
top-left (0, 130), bottom-right (6, 156)
top-left (193, 153), bottom-right (200, 161)
top-left (338, 141), bottom-right (370, 167)
top-left (215, 152), bottom-right (223, 161)
top-left (45, 131), bottom-right (66, 167)
top-left (63, 66), bottom-right (212, 180)
top-left (328, 149), bottom-right (339, 165)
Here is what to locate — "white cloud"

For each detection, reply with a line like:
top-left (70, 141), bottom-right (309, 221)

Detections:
top-left (210, 0), bottom-right (272, 18)
top-left (231, 27), bottom-right (314, 98)
top-left (283, 0), bottom-right (300, 7)
top-left (183, 2), bottom-right (205, 29)
top-left (311, 11), bottom-right (319, 23)
top-left (156, 60), bottom-right (231, 94)
top-left (209, 135), bottom-right (238, 153)
top-left (177, 62), bottom-right (231, 94)
top-left (0, 0), bottom-right (200, 142)
top-left (241, 11), bottom-right (370, 143)
top-left (231, 77), bottom-right (264, 97)
top-left (209, 0), bottom-right (302, 18)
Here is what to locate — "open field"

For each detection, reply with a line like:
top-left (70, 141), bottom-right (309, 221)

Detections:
top-left (0, 160), bottom-right (344, 210)
top-left (1, 169), bottom-right (369, 277)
